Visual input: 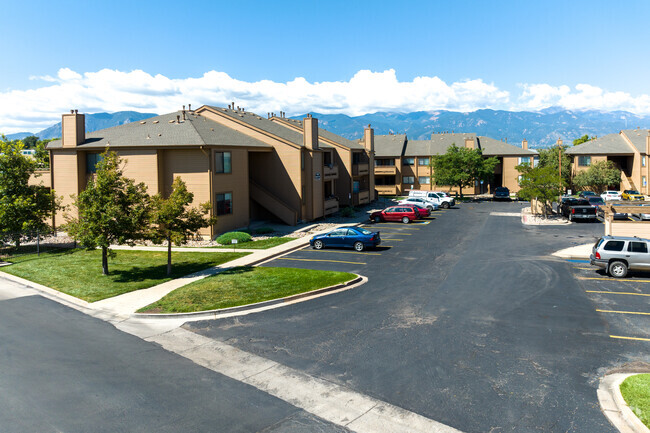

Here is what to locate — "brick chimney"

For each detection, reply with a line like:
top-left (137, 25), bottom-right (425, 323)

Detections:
top-left (465, 137), bottom-right (474, 149)
top-left (61, 109), bottom-right (85, 147)
top-left (363, 124), bottom-right (374, 153)
top-left (522, 139), bottom-right (528, 150)
top-left (303, 114), bottom-right (318, 150)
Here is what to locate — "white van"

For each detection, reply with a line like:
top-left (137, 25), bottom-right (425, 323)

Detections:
top-left (408, 190), bottom-right (454, 208)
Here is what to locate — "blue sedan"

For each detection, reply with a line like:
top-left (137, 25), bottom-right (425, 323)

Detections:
top-left (310, 226), bottom-right (381, 251)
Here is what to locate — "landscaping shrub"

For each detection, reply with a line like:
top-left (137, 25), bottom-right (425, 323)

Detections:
top-left (253, 227), bottom-right (275, 235)
top-left (340, 206), bottom-right (356, 218)
top-left (216, 231), bottom-right (252, 245)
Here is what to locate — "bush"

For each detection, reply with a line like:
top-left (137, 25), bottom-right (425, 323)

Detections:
top-left (252, 227), bottom-right (275, 235)
top-left (340, 206), bottom-right (356, 218)
top-left (216, 231), bottom-right (252, 245)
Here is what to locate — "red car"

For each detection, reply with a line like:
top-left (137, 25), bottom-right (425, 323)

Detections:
top-left (409, 204), bottom-right (431, 218)
top-left (370, 206), bottom-right (420, 223)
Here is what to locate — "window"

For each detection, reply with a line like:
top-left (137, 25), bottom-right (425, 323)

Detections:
top-left (216, 192), bottom-right (232, 215)
top-left (403, 176), bottom-right (415, 184)
top-left (418, 157), bottom-right (430, 166)
top-left (215, 152), bottom-right (232, 173)
top-left (603, 240), bottom-right (625, 251)
top-left (629, 242), bottom-right (648, 253)
top-left (86, 153), bottom-right (103, 174)
top-left (403, 157), bottom-right (415, 166)
top-left (418, 176), bottom-right (430, 185)
top-left (644, 176), bottom-right (648, 187)
top-left (352, 153), bottom-right (363, 164)
top-left (353, 181), bottom-right (360, 193)
top-left (643, 156), bottom-right (647, 167)
top-left (518, 156), bottom-right (531, 165)
top-left (375, 159), bottom-right (395, 166)
top-left (578, 156), bottom-right (591, 167)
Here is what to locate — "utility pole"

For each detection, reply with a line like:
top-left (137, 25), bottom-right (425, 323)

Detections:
top-left (557, 138), bottom-right (563, 201)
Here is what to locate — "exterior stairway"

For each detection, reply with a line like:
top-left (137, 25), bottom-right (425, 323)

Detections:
top-left (250, 180), bottom-right (298, 226)
top-left (620, 172), bottom-right (637, 191)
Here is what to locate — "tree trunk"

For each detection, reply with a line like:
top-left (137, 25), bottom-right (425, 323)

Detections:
top-left (167, 235), bottom-right (172, 276)
top-left (102, 246), bottom-right (109, 275)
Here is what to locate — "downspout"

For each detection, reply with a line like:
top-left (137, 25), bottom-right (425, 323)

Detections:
top-left (200, 146), bottom-right (214, 239)
top-left (49, 149), bottom-right (55, 231)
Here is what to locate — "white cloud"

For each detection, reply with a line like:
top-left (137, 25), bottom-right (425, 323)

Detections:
top-left (2, 67), bottom-right (650, 134)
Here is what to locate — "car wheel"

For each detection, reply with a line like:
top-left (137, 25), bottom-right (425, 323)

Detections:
top-left (427, 205), bottom-right (433, 211)
top-left (374, 216), bottom-right (381, 223)
top-left (313, 240), bottom-right (324, 250)
top-left (442, 202), bottom-right (450, 209)
top-left (402, 216), bottom-right (410, 224)
top-left (354, 241), bottom-right (364, 252)
top-left (608, 260), bottom-right (628, 278)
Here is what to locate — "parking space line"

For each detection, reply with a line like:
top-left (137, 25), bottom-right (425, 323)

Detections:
top-left (579, 276), bottom-right (650, 283)
top-left (610, 335), bottom-right (650, 342)
top-left (573, 267), bottom-right (593, 270)
top-left (377, 232), bottom-right (413, 235)
top-left (380, 239), bottom-right (403, 241)
top-left (277, 257), bottom-right (366, 265)
top-left (301, 249), bottom-right (381, 256)
top-left (587, 290), bottom-right (650, 297)
top-left (596, 309), bottom-right (650, 316)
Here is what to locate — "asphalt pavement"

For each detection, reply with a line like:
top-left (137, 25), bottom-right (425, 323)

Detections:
top-left (187, 202), bottom-right (650, 433)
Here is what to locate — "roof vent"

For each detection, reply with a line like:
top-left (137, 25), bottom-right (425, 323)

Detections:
top-left (153, 120), bottom-right (159, 124)
top-left (158, 133), bottom-right (162, 137)
top-left (211, 128), bottom-right (214, 131)
top-left (146, 134), bottom-right (150, 139)
top-left (176, 115), bottom-right (180, 123)
top-left (168, 120), bottom-right (175, 123)
top-left (140, 121), bottom-right (146, 124)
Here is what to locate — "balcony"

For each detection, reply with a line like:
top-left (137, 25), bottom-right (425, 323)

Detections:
top-left (323, 164), bottom-right (339, 180)
top-left (353, 163), bottom-right (369, 176)
top-left (375, 185), bottom-right (399, 195)
top-left (374, 166), bottom-right (397, 175)
top-left (352, 190), bottom-right (370, 205)
top-left (324, 197), bottom-right (339, 215)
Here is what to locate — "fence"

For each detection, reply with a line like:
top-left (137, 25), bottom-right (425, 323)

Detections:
top-left (0, 230), bottom-right (76, 259)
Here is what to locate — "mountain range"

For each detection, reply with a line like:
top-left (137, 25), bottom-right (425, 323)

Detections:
top-left (6, 108), bottom-right (650, 148)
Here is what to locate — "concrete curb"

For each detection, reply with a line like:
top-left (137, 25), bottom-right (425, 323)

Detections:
top-left (552, 243), bottom-right (593, 261)
top-left (599, 373), bottom-right (650, 433)
top-left (133, 275), bottom-right (365, 319)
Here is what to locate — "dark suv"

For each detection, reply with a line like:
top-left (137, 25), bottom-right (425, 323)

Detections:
top-left (590, 236), bottom-right (650, 278)
top-left (493, 187), bottom-right (510, 201)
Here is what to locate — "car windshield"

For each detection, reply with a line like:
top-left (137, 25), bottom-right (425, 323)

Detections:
top-left (356, 227), bottom-right (372, 235)
top-left (496, 187), bottom-right (508, 192)
top-left (582, 191), bottom-right (596, 196)
top-left (629, 190), bottom-right (640, 194)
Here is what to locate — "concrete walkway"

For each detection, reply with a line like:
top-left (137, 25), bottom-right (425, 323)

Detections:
top-left (552, 243), bottom-right (593, 260)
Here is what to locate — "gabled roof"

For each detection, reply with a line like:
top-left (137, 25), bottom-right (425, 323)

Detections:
top-left (566, 133), bottom-right (633, 155)
top-left (272, 117), bottom-right (364, 150)
top-left (477, 136), bottom-right (538, 156)
top-left (403, 139), bottom-right (431, 156)
top-left (47, 111), bottom-right (272, 149)
top-left (428, 133), bottom-right (477, 155)
top-left (622, 129), bottom-right (650, 153)
top-left (374, 134), bottom-right (407, 157)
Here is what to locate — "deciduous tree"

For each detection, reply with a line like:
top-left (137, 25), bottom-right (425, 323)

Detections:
top-left (65, 150), bottom-right (150, 275)
top-left (516, 164), bottom-right (563, 218)
top-left (149, 177), bottom-right (217, 276)
top-left (573, 160), bottom-right (621, 194)
top-left (573, 134), bottom-right (591, 146)
top-left (0, 135), bottom-right (60, 247)
top-left (536, 145), bottom-right (572, 187)
top-left (431, 144), bottom-right (499, 197)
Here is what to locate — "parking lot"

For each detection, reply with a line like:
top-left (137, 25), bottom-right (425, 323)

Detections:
top-left (569, 258), bottom-right (650, 342)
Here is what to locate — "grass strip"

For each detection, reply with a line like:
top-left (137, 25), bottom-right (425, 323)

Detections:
top-left (2, 249), bottom-right (249, 302)
top-left (138, 266), bottom-right (356, 313)
top-left (620, 374), bottom-right (650, 428)
top-left (211, 237), bottom-right (294, 250)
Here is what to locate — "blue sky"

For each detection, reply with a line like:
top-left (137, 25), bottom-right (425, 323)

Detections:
top-left (2, 0), bottom-right (650, 133)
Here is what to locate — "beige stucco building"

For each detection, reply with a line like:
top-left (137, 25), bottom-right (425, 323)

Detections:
top-left (46, 106), bottom-right (375, 237)
top-left (373, 132), bottom-right (537, 196)
top-left (566, 129), bottom-right (650, 193)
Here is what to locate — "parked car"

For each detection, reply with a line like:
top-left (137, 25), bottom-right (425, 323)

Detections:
top-left (601, 190), bottom-right (622, 201)
top-left (587, 196), bottom-right (605, 210)
top-left (578, 191), bottom-right (597, 199)
top-left (370, 206), bottom-right (420, 223)
top-left (559, 198), bottom-right (597, 221)
top-left (622, 190), bottom-right (645, 201)
top-left (556, 197), bottom-right (581, 216)
top-left (631, 203), bottom-right (650, 221)
top-left (408, 190), bottom-right (453, 208)
top-left (493, 186), bottom-right (510, 201)
top-left (431, 191), bottom-right (456, 208)
top-left (590, 235), bottom-right (650, 278)
top-left (398, 197), bottom-right (438, 211)
top-left (310, 226), bottom-right (381, 251)
top-left (409, 204), bottom-right (431, 217)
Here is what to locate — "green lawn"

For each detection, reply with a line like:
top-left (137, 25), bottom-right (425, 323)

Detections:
top-left (1, 249), bottom-right (249, 302)
top-left (138, 266), bottom-right (357, 313)
top-left (212, 237), bottom-right (294, 249)
top-left (621, 374), bottom-right (650, 428)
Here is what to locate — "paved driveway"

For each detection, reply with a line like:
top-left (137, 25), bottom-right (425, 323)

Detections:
top-left (188, 201), bottom-right (649, 432)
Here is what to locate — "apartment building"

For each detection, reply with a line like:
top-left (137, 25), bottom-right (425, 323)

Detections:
top-left (46, 106), bottom-right (375, 237)
top-left (374, 132), bottom-right (537, 196)
top-left (566, 129), bottom-right (650, 193)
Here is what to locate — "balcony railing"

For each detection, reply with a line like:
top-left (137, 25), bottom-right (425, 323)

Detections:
top-left (374, 166), bottom-right (397, 175)
top-left (323, 164), bottom-right (339, 180)
top-left (324, 197), bottom-right (339, 215)
top-left (353, 163), bottom-right (369, 176)
top-left (375, 185), bottom-right (398, 195)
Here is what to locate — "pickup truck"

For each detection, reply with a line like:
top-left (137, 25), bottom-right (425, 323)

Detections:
top-left (562, 198), bottom-right (597, 222)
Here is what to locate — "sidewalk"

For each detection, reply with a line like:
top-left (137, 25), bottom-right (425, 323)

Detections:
top-left (552, 243), bottom-right (593, 260)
